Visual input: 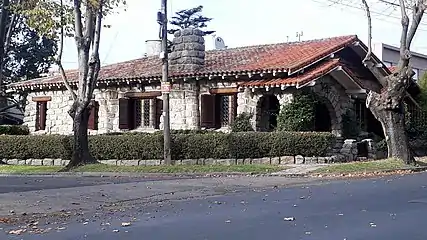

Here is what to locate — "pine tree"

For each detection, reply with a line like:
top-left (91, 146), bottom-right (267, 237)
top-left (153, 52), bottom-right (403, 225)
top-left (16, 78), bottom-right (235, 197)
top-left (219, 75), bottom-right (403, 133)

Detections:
top-left (168, 5), bottom-right (215, 36)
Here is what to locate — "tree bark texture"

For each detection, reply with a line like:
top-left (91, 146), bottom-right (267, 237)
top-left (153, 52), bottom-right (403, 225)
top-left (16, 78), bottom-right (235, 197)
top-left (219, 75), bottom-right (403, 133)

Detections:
top-left (367, 73), bottom-right (414, 164)
top-left (66, 103), bottom-right (97, 168)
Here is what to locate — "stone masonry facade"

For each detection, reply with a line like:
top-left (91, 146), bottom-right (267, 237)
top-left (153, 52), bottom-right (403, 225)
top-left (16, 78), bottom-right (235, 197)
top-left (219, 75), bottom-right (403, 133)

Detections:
top-left (23, 74), bottom-right (355, 136)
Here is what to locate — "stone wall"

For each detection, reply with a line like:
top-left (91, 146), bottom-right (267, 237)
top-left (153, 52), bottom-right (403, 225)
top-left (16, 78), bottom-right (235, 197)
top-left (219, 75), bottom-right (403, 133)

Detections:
top-left (237, 88), bottom-right (294, 130)
top-left (311, 76), bottom-right (354, 137)
top-left (169, 27), bottom-right (205, 73)
top-left (24, 85), bottom-right (164, 135)
top-left (164, 82), bottom-right (200, 130)
top-left (1, 155), bottom-right (337, 167)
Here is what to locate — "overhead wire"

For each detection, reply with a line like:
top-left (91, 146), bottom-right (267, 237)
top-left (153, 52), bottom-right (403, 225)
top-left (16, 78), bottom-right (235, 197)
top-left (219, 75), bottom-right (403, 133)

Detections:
top-left (309, 0), bottom-right (427, 32)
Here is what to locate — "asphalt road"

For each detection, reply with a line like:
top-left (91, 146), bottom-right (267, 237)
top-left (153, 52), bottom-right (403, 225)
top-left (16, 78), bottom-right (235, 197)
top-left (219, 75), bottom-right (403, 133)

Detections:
top-left (3, 173), bottom-right (427, 240)
top-left (0, 175), bottom-right (191, 194)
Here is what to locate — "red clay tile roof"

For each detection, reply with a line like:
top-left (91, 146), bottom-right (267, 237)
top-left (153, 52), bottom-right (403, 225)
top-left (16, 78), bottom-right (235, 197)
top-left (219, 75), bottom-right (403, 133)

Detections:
top-left (240, 59), bottom-right (342, 88)
top-left (8, 35), bottom-right (359, 89)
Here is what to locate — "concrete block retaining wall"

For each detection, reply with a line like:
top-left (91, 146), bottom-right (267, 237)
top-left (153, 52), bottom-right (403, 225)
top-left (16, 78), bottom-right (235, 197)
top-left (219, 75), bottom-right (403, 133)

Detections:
top-left (1, 155), bottom-right (339, 167)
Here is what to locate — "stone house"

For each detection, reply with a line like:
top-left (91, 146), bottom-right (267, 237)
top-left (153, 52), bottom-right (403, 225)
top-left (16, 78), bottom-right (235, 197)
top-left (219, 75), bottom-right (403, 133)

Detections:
top-left (7, 28), bottom-right (420, 137)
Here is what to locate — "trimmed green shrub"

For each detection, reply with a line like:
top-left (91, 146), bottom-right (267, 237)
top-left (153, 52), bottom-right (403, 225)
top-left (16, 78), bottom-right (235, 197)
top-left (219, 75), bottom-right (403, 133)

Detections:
top-left (277, 92), bottom-right (318, 131)
top-left (0, 131), bottom-right (336, 160)
top-left (230, 113), bottom-right (254, 132)
top-left (0, 125), bottom-right (29, 135)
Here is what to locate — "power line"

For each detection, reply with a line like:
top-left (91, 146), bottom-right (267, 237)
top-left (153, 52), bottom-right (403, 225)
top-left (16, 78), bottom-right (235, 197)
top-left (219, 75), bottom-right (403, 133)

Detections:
top-left (310, 0), bottom-right (427, 32)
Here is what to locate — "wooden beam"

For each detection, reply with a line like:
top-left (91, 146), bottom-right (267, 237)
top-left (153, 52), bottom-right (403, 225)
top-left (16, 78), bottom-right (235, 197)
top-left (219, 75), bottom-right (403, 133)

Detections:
top-left (32, 96), bottom-right (52, 102)
top-left (124, 91), bottom-right (162, 98)
top-left (209, 87), bottom-right (239, 94)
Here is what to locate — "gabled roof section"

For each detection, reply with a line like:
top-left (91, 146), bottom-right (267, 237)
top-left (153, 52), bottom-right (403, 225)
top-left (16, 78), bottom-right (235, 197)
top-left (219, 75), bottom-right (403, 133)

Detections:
top-left (8, 35), bottom-right (359, 90)
top-left (240, 59), bottom-right (344, 88)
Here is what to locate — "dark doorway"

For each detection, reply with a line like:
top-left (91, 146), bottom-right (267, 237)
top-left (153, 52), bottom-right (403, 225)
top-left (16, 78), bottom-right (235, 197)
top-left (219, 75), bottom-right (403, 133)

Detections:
top-left (314, 102), bottom-right (332, 132)
top-left (155, 98), bottom-right (163, 129)
top-left (258, 95), bottom-right (280, 131)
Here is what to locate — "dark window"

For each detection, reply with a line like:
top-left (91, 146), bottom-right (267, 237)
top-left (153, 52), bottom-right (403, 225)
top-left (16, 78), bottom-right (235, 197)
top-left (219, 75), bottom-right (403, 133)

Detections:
top-left (88, 101), bottom-right (99, 130)
top-left (201, 94), bottom-right (237, 129)
top-left (143, 99), bottom-right (150, 127)
top-left (354, 99), bottom-right (367, 131)
top-left (119, 98), bottom-right (129, 130)
top-left (35, 101), bottom-right (47, 131)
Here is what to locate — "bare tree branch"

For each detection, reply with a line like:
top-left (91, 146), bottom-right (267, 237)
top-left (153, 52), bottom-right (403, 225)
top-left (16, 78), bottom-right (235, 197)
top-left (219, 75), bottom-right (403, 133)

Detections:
top-left (398, 0), bottom-right (411, 68)
top-left (58, 0), bottom-right (77, 101)
top-left (406, 0), bottom-right (425, 49)
top-left (361, 0), bottom-right (372, 62)
top-left (86, 0), bottom-right (103, 101)
top-left (73, 0), bottom-right (83, 39)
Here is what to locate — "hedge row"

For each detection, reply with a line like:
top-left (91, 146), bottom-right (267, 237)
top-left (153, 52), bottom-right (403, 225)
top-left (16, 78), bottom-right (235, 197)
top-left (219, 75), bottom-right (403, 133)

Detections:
top-left (0, 131), bottom-right (336, 160)
top-left (0, 125), bottom-right (29, 135)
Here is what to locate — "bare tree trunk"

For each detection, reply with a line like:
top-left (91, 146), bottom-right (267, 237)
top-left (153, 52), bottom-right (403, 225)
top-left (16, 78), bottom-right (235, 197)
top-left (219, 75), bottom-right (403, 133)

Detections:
top-left (67, 105), bottom-right (96, 167)
top-left (360, 0), bottom-right (425, 164)
top-left (368, 91), bottom-right (412, 163)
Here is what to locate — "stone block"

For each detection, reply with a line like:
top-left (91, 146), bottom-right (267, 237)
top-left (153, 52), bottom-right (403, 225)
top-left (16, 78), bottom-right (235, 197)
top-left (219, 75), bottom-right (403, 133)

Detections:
top-left (7, 159), bottom-right (18, 165)
top-left (280, 156), bottom-right (294, 165)
top-left (102, 160), bottom-right (117, 165)
top-left (295, 155), bottom-right (304, 164)
top-left (145, 160), bottom-right (162, 166)
top-left (260, 158), bottom-right (271, 165)
top-left (180, 159), bottom-right (196, 165)
top-left (173, 160), bottom-right (183, 165)
top-left (53, 159), bottom-right (63, 166)
top-left (61, 160), bottom-right (70, 166)
top-left (244, 159), bottom-right (252, 165)
top-left (236, 159), bottom-right (244, 165)
top-left (43, 159), bottom-right (54, 166)
top-left (216, 159), bottom-right (235, 165)
top-left (305, 157), bottom-right (318, 164)
top-left (251, 158), bottom-right (262, 165)
top-left (120, 160), bottom-right (139, 166)
top-left (318, 157), bottom-right (326, 164)
top-left (270, 157), bottom-right (280, 165)
top-left (17, 159), bottom-right (26, 165)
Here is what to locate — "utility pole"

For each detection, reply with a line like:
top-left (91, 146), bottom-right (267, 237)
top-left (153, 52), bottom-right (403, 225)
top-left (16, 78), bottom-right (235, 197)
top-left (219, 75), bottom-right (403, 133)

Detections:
top-left (158, 0), bottom-right (172, 165)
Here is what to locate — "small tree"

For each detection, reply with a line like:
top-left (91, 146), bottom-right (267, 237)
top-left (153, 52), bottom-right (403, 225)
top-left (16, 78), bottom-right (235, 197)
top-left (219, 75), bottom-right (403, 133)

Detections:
top-left (22, 0), bottom-right (126, 169)
top-left (168, 5), bottom-right (215, 36)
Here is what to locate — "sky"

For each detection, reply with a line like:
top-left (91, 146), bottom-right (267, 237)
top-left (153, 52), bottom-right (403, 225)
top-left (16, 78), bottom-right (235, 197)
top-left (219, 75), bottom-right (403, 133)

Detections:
top-left (59, 0), bottom-right (427, 70)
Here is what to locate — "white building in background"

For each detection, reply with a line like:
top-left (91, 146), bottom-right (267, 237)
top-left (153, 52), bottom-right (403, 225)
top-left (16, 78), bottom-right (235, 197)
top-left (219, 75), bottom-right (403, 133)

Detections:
top-left (373, 42), bottom-right (427, 81)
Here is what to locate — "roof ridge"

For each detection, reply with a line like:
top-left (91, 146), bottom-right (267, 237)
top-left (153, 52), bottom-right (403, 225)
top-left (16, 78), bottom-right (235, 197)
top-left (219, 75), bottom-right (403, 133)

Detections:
top-left (205, 35), bottom-right (358, 53)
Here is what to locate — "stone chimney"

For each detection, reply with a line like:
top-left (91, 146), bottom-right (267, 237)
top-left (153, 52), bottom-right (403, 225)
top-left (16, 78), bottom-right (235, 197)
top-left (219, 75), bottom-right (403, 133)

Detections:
top-left (169, 27), bottom-right (205, 73)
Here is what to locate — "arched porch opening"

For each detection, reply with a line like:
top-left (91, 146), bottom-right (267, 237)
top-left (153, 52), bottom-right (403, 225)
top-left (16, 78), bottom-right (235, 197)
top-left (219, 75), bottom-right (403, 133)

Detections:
top-left (256, 95), bottom-right (280, 131)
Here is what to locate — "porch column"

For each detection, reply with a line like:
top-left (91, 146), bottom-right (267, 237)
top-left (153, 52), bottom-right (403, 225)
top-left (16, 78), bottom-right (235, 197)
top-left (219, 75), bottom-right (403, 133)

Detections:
top-left (149, 98), bottom-right (156, 128)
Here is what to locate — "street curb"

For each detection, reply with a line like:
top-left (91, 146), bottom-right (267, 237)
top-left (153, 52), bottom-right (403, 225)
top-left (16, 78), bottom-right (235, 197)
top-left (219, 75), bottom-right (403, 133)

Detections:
top-left (306, 166), bottom-right (427, 177)
top-left (0, 171), bottom-right (255, 178)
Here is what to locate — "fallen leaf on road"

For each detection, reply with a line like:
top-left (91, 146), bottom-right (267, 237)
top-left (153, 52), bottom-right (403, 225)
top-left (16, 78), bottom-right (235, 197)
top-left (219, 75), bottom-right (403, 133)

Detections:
top-left (113, 229), bottom-right (119, 233)
top-left (370, 222), bottom-right (377, 228)
top-left (305, 231), bottom-right (311, 235)
top-left (284, 217), bottom-right (295, 221)
top-left (225, 220), bottom-right (231, 223)
top-left (338, 213), bottom-right (344, 216)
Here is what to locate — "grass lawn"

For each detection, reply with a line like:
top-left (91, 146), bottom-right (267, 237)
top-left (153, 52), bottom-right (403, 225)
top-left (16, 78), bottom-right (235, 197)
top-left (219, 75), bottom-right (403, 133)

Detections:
top-left (0, 164), bottom-right (285, 175)
top-left (312, 158), bottom-right (415, 174)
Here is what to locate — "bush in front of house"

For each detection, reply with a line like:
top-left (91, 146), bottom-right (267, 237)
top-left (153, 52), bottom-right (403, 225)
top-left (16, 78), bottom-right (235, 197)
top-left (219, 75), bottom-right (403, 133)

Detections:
top-left (0, 125), bottom-right (29, 135)
top-left (0, 131), bottom-right (336, 160)
top-left (276, 92), bottom-right (318, 131)
top-left (230, 112), bottom-right (254, 132)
